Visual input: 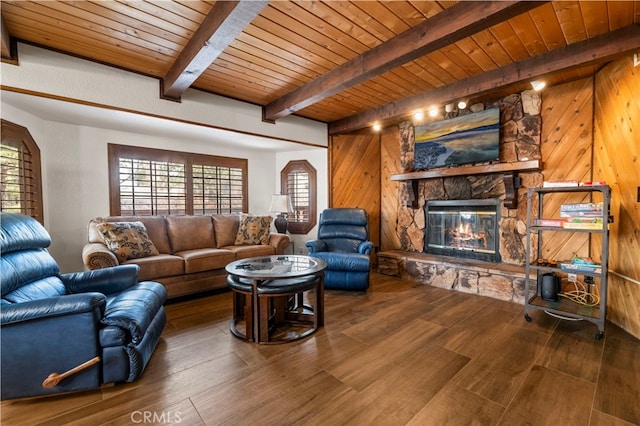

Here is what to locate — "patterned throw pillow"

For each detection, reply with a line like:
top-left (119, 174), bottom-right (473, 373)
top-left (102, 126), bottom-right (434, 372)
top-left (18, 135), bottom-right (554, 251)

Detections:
top-left (96, 221), bottom-right (160, 262)
top-left (234, 214), bottom-right (272, 246)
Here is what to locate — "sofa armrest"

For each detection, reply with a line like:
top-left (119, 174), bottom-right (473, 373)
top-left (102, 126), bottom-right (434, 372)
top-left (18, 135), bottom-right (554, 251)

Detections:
top-left (83, 242), bottom-right (119, 269)
top-left (268, 233), bottom-right (291, 254)
top-left (1, 293), bottom-right (106, 325)
top-left (306, 240), bottom-right (327, 253)
top-left (358, 241), bottom-right (374, 255)
top-left (61, 265), bottom-right (140, 295)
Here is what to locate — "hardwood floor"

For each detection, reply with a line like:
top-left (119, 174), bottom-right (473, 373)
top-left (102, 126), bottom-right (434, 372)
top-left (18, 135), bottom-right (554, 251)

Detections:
top-left (3, 272), bottom-right (639, 425)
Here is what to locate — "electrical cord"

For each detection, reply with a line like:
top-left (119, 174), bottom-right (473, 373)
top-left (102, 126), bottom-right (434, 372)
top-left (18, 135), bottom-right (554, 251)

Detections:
top-left (558, 277), bottom-right (600, 307)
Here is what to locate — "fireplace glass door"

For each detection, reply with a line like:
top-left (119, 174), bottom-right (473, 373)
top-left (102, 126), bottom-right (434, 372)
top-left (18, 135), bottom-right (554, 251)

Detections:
top-left (424, 199), bottom-right (500, 262)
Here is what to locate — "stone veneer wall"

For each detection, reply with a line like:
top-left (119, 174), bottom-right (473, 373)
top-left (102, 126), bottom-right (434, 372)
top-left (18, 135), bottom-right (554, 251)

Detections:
top-left (395, 91), bottom-right (544, 266)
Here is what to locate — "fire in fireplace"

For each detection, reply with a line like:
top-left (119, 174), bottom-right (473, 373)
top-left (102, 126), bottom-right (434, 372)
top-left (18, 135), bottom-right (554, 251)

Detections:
top-left (424, 199), bottom-right (501, 262)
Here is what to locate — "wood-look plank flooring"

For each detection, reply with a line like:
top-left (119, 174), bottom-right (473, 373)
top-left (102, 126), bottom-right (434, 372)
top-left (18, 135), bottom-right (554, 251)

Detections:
top-left (2, 272), bottom-right (639, 425)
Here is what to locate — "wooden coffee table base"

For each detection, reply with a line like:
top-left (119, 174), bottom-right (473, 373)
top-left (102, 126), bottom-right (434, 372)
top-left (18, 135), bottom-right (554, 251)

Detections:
top-left (227, 274), bottom-right (324, 344)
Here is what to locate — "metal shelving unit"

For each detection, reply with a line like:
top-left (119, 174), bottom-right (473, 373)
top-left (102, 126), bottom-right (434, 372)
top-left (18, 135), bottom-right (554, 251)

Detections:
top-left (524, 185), bottom-right (610, 340)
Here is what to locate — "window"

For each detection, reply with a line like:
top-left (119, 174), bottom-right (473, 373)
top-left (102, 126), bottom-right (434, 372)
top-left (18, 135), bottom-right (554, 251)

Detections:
top-left (109, 144), bottom-right (247, 216)
top-left (281, 160), bottom-right (316, 234)
top-left (0, 120), bottom-right (43, 222)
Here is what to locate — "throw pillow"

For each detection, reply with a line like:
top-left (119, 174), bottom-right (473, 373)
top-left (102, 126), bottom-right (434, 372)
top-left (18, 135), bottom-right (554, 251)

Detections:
top-left (212, 214), bottom-right (240, 248)
top-left (234, 214), bottom-right (272, 246)
top-left (96, 221), bottom-right (160, 262)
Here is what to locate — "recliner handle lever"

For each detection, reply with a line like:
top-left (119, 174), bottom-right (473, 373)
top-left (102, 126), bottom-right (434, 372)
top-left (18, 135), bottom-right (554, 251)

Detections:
top-left (42, 356), bottom-right (101, 388)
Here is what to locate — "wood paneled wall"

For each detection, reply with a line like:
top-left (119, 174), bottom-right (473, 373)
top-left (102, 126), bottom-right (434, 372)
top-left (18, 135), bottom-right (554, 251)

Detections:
top-left (540, 77), bottom-right (594, 262)
top-left (380, 127), bottom-right (401, 251)
top-left (593, 56), bottom-right (640, 339)
top-left (329, 131), bottom-right (381, 265)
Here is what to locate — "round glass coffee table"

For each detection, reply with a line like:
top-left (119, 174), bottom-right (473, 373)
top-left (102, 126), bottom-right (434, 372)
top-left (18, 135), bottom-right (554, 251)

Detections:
top-left (225, 255), bottom-right (327, 343)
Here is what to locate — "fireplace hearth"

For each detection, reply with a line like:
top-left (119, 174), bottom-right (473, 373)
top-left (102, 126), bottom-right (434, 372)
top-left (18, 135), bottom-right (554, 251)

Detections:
top-left (424, 199), bottom-right (501, 262)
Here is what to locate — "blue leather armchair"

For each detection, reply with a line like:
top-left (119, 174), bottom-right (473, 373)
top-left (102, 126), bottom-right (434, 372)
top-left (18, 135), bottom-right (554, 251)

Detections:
top-left (306, 208), bottom-right (373, 291)
top-left (1, 213), bottom-right (167, 400)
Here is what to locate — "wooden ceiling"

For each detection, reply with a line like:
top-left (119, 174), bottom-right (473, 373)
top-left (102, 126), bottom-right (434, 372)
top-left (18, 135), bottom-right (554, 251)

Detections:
top-left (2, 1), bottom-right (640, 135)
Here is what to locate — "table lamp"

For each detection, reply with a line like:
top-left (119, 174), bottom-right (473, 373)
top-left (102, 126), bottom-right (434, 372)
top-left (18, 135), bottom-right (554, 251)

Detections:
top-left (269, 194), bottom-right (294, 233)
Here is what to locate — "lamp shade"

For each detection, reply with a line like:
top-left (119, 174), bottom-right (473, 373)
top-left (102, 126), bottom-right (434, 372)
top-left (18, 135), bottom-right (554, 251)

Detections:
top-left (269, 194), bottom-right (293, 213)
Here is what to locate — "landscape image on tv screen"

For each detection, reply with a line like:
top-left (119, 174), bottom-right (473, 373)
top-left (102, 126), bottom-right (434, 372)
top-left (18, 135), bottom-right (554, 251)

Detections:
top-left (414, 107), bottom-right (500, 170)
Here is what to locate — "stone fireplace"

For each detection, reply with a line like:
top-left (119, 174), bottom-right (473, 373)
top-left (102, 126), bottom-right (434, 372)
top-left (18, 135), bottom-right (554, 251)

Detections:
top-left (378, 91), bottom-right (545, 303)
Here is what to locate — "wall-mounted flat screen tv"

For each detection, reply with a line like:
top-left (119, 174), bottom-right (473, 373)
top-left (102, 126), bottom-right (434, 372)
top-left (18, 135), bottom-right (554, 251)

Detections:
top-left (414, 107), bottom-right (500, 170)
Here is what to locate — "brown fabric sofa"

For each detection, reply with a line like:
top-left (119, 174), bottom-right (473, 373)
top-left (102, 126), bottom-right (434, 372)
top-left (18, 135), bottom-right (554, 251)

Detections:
top-left (82, 214), bottom-right (290, 299)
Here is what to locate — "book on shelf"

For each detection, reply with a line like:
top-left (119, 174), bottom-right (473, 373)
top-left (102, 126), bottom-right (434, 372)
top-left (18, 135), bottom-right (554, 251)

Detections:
top-left (543, 180), bottom-right (579, 188)
top-left (533, 219), bottom-right (565, 227)
top-left (560, 263), bottom-right (602, 274)
top-left (562, 222), bottom-right (604, 230)
top-left (565, 217), bottom-right (602, 224)
top-left (579, 181), bottom-right (607, 186)
top-left (560, 202), bottom-right (603, 212)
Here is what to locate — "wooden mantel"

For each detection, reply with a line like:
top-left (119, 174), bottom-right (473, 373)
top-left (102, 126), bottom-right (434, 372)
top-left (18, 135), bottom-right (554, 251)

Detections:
top-left (391, 160), bottom-right (542, 209)
top-left (390, 159), bottom-right (541, 181)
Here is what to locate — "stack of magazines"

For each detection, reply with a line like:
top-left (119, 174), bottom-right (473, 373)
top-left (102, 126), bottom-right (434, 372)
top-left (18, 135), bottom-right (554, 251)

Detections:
top-left (560, 203), bottom-right (604, 229)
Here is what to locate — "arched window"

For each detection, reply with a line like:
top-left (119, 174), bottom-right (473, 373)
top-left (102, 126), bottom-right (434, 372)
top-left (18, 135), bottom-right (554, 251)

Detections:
top-left (281, 160), bottom-right (316, 234)
top-left (1, 120), bottom-right (43, 223)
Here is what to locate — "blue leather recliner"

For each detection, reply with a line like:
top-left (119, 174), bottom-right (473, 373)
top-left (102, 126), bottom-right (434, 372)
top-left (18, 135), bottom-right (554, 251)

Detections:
top-left (0, 213), bottom-right (167, 400)
top-left (306, 208), bottom-right (373, 291)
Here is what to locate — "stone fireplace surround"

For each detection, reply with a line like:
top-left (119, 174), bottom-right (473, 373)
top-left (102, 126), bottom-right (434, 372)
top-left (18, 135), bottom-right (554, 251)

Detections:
top-left (379, 91), bottom-right (544, 304)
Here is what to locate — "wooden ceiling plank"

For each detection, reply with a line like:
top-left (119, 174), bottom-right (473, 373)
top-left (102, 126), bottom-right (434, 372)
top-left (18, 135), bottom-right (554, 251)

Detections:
top-left (230, 36), bottom-right (318, 79)
top-left (101, 0), bottom-right (199, 38)
top-left (290, 1), bottom-right (382, 49)
top-left (576, 2), bottom-right (609, 38)
top-left (354, 1), bottom-right (411, 35)
top-left (266, 2), bottom-right (369, 57)
top-left (508, 13), bottom-right (548, 56)
top-left (328, 24), bottom-right (640, 135)
top-left (263, 1), bottom-right (547, 122)
top-left (401, 62), bottom-right (446, 89)
top-left (139, 0), bottom-right (208, 23)
top-left (487, 21), bottom-right (529, 62)
top-left (553, 1), bottom-right (588, 44)
top-left (75, 1), bottom-right (191, 46)
top-left (325, 1), bottom-right (396, 42)
top-left (528, 3), bottom-right (566, 51)
top-left (471, 30), bottom-right (514, 67)
top-left (215, 50), bottom-right (306, 90)
top-left (240, 25), bottom-right (337, 74)
top-left (606, 1), bottom-right (636, 30)
top-left (3, 14), bottom-right (168, 75)
top-left (382, 1), bottom-right (427, 28)
top-left (250, 14), bottom-right (350, 67)
top-left (454, 38), bottom-right (499, 72)
top-left (161, 1), bottom-right (267, 101)
top-left (6, 1), bottom-right (182, 57)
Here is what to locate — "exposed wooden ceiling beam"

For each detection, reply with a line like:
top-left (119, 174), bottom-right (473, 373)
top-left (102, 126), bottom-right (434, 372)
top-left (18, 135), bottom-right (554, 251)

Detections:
top-left (0, 14), bottom-right (16, 63)
top-left (161, 1), bottom-right (267, 102)
top-left (262, 1), bottom-right (547, 122)
top-left (328, 24), bottom-right (640, 135)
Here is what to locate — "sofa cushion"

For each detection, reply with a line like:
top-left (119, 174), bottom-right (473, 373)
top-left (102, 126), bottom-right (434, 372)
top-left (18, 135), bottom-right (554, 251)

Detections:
top-left (122, 254), bottom-right (184, 281)
top-left (166, 215), bottom-right (216, 253)
top-left (234, 214), bottom-right (272, 246)
top-left (96, 221), bottom-right (159, 262)
top-left (229, 245), bottom-right (276, 259)
top-left (175, 249), bottom-right (235, 274)
top-left (212, 214), bottom-right (240, 248)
